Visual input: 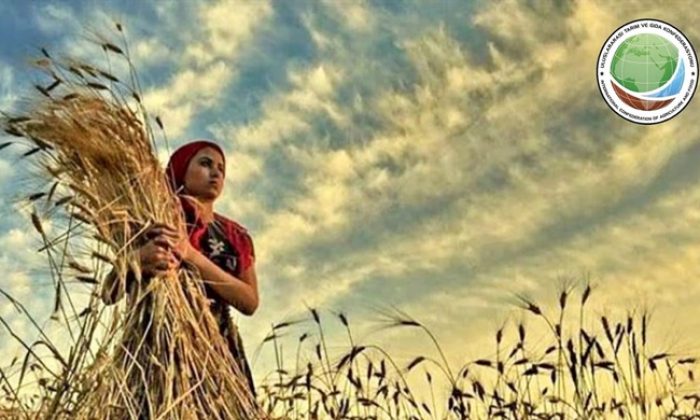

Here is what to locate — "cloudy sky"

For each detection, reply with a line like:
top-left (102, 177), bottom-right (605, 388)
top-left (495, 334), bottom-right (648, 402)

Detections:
top-left (1, 0), bottom-right (700, 396)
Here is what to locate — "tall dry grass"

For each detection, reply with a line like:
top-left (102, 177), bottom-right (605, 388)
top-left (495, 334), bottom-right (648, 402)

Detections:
top-left (257, 284), bottom-right (700, 419)
top-left (0, 23), bottom-right (261, 419)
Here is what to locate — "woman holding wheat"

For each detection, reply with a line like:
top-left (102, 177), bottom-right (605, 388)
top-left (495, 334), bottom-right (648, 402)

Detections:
top-left (102, 139), bottom-right (259, 398)
top-left (0, 25), bottom-right (265, 414)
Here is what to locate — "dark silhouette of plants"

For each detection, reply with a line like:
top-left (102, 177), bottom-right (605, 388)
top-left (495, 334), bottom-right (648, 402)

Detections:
top-left (257, 283), bottom-right (699, 419)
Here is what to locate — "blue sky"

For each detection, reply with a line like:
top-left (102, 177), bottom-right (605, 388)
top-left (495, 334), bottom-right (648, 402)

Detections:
top-left (1, 0), bottom-right (700, 398)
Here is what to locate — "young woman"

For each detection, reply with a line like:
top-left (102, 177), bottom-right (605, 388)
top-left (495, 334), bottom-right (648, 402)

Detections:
top-left (101, 139), bottom-right (259, 397)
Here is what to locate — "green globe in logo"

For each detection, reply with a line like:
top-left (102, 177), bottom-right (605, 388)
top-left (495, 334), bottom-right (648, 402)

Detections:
top-left (610, 33), bottom-right (678, 93)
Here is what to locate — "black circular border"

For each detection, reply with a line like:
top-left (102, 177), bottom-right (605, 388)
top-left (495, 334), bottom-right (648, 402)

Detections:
top-left (596, 18), bottom-right (698, 125)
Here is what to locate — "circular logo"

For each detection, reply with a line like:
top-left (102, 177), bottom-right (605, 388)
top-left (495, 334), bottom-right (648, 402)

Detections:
top-left (597, 19), bottom-right (697, 124)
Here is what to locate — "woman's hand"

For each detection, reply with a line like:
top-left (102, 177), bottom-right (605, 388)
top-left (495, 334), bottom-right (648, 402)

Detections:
top-left (139, 236), bottom-right (178, 277)
top-left (138, 223), bottom-right (186, 277)
top-left (144, 223), bottom-right (194, 264)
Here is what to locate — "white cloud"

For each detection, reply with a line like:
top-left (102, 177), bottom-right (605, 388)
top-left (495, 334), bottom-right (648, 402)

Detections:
top-left (0, 228), bottom-right (32, 250)
top-left (2, 271), bottom-right (32, 304)
top-left (183, 0), bottom-right (273, 65)
top-left (33, 3), bottom-right (81, 35)
top-left (229, 64), bottom-right (345, 152)
top-left (224, 149), bottom-right (264, 188)
top-left (143, 0), bottom-right (273, 138)
top-left (130, 36), bottom-right (170, 67)
top-left (321, 0), bottom-right (375, 33)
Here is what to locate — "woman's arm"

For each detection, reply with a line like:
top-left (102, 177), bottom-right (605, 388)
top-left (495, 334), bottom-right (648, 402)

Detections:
top-left (185, 249), bottom-right (259, 316)
top-left (147, 224), bottom-right (260, 316)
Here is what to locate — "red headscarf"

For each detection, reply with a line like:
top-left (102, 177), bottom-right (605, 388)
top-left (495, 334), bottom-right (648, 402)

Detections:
top-left (165, 140), bottom-right (225, 193)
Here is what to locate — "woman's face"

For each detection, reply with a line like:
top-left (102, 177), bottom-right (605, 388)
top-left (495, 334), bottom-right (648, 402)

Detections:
top-left (183, 147), bottom-right (225, 201)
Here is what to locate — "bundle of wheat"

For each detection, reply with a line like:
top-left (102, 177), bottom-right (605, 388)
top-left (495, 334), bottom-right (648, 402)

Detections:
top-left (0, 23), bottom-right (262, 419)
